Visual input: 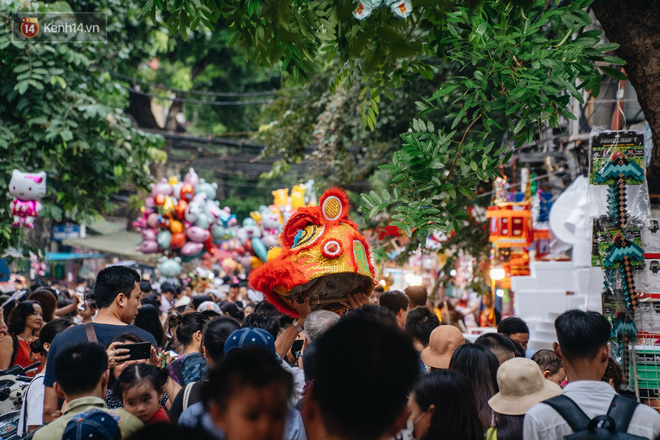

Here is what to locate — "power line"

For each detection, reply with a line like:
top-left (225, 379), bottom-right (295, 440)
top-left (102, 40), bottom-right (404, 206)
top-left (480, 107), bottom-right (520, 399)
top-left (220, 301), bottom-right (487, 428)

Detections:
top-left (127, 87), bottom-right (274, 106)
top-left (95, 67), bottom-right (279, 98)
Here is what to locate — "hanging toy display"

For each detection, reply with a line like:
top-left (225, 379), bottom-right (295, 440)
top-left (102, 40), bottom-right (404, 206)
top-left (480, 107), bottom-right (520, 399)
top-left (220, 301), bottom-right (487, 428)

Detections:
top-left (589, 130), bottom-right (657, 392)
top-left (9, 170), bottom-right (47, 228)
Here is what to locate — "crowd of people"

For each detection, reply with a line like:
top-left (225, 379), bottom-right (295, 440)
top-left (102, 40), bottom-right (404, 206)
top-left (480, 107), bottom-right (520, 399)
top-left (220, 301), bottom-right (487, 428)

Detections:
top-left (0, 266), bottom-right (659, 440)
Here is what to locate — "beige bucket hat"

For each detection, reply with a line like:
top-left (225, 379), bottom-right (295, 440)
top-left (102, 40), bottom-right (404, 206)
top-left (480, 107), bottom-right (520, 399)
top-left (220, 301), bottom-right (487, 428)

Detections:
top-left (488, 357), bottom-right (562, 415)
top-left (420, 325), bottom-right (465, 369)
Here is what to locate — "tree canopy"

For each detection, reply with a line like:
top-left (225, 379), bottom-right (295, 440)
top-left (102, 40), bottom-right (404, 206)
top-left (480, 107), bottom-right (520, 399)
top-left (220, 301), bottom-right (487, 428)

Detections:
top-left (145, 0), bottom-right (622, 242)
top-left (0, 0), bottom-right (165, 251)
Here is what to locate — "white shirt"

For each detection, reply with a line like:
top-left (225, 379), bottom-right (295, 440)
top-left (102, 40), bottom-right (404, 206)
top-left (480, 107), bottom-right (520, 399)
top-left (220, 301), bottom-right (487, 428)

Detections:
top-left (160, 295), bottom-right (172, 315)
top-left (17, 372), bottom-right (45, 437)
top-left (524, 380), bottom-right (660, 440)
top-left (280, 359), bottom-right (305, 406)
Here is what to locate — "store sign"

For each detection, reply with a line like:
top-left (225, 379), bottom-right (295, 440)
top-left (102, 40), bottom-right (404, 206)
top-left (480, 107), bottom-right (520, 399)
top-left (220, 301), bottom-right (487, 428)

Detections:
top-left (51, 224), bottom-right (82, 241)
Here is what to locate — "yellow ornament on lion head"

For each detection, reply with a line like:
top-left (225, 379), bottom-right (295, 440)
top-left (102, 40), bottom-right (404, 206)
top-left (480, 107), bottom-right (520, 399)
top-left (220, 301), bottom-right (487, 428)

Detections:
top-left (249, 188), bottom-right (376, 317)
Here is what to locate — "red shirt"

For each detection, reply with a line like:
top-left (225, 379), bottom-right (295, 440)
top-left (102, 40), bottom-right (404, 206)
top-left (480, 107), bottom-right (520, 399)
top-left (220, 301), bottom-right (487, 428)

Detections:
top-left (146, 407), bottom-right (170, 425)
top-left (13, 338), bottom-right (42, 377)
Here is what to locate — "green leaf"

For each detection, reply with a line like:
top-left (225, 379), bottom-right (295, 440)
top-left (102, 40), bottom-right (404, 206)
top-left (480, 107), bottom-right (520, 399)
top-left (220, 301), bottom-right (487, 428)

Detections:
top-left (458, 187), bottom-right (473, 198)
top-left (431, 84), bottom-right (459, 100)
top-left (600, 66), bottom-right (627, 81)
top-left (15, 81), bottom-right (29, 95)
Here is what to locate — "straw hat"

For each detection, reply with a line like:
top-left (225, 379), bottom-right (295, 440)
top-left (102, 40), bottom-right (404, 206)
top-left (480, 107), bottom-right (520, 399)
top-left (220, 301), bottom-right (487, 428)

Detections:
top-left (488, 357), bottom-right (562, 415)
top-left (420, 325), bottom-right (465, 369)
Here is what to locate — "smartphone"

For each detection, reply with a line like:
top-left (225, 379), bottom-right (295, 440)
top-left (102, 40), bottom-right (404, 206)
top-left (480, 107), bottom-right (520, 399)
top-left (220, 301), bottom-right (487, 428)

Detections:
top-left (116, 342), bottom-right (151, 361)
top-left (76, 292), bottom-right (86, 312)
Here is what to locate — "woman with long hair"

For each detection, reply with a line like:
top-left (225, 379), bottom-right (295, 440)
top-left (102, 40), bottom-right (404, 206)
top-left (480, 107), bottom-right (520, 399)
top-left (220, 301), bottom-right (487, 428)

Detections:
top-left (0, 300), bottom-right (43, 375)
top-left (166, 312), bottom-right (211, 386)
top-left (408, 370), bottom-right (484, 440)
top-left (17, 318), bottom-right (74, 435)
top-left (449, 343), bottom-right (499, 430)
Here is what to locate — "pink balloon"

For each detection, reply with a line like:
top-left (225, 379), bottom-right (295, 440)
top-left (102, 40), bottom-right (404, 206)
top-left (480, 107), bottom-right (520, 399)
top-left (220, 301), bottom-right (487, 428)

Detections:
top-left (147, 213), bottom-right (159, 228)
top-left (186, 226), bottom-right (211, 243)
top-left (184, 168), bottom-right (199, 186)
top-left (137, 240), bottom-right (159, 254)
top-left (181, 241), bottom-right (204, 256)
top-left (141, 228), bottom-right (157, 241)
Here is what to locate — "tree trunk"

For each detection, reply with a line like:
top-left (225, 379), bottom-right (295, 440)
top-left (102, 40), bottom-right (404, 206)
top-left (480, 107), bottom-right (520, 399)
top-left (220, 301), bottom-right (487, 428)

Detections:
top-left (126, 90), bottom-right (161, 129)
top-left (592, 0), bottom-right (660, 175)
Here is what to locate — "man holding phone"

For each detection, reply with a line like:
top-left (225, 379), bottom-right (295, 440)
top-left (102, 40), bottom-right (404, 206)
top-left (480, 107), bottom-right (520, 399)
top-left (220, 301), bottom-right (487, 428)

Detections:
top-left (43, 265), bottom-right (157, 423)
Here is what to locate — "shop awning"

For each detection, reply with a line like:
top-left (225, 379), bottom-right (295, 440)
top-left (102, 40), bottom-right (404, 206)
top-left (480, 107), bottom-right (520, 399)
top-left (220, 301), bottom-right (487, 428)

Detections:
top-left (63, 231), bottom-right (157, 262)
top-left (45, 252), bottom-right (107, 261)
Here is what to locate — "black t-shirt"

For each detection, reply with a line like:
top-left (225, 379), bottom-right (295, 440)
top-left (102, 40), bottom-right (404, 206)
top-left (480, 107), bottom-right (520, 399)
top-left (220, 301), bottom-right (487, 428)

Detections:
top-left (44, 322), bottom-right (157, 387)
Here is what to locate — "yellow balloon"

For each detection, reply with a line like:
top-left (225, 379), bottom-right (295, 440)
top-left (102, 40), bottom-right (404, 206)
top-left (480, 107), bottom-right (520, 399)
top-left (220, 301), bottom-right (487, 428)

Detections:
top-left (162, 196), bottom-right (175, 216)
top-left (272, 189), bottom-right (289, 208)
top-left (291, 185), bottom-right (306, 209)
top-left (250, 211), bottom-right (262, 224)
top-left (169, 176), bottom-right (179, 186)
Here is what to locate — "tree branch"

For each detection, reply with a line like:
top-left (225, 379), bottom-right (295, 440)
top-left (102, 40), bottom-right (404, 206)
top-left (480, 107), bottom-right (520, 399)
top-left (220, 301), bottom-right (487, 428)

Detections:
top-left (444, 115), bottom-right (481, 183)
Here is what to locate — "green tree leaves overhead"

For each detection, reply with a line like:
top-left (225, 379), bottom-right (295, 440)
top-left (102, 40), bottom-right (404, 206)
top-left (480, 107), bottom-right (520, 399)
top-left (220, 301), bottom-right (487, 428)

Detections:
top-left (361, 0), bottom-right (623, 239)
top-left (142, 0), bottom-right (622, 245)
top-left (0, 0), bottom-right (164, 250)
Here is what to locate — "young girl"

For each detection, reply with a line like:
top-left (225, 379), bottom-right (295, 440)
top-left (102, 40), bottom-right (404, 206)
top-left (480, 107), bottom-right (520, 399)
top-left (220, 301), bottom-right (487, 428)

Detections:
top-left (114, 363), bottom-right (171, 425)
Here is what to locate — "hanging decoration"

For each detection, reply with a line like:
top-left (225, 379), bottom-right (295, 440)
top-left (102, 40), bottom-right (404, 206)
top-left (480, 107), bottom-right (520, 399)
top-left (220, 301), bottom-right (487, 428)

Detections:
top-left (589, 130), bottom-right (660, 396)
top-left (9, 170), bottom-right (47, 229)
top-left (353, 0), bottom-right (412, 20)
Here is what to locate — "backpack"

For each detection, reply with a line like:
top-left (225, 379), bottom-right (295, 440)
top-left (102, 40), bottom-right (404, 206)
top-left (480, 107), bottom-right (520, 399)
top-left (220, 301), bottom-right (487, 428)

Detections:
top-left (543, 394), bottom-right (645, 439)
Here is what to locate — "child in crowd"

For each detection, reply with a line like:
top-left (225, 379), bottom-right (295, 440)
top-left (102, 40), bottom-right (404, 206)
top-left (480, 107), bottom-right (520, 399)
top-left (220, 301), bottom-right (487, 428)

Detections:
top-left (531, 349), bottom-right (566, 386)
top-left (202, 347), bottom-right (293, 440)
top-left (114, 364), bottom-right (171, 425)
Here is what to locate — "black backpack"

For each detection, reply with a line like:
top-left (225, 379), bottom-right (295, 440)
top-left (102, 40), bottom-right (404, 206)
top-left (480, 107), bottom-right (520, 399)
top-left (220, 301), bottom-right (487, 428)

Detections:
top-left (543, 395), bottom-right (645, 439)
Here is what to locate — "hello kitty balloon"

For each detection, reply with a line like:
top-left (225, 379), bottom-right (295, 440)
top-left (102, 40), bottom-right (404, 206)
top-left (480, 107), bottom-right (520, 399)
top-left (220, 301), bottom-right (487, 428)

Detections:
top-left (9, 170), bottom-right (47, 228)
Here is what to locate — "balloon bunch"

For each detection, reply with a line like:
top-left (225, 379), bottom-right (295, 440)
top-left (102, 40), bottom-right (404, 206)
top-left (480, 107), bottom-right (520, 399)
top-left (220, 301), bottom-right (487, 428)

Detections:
top-left (135, 172), bottom-right (319, 279)
top-left (201, 182), bottom-right (317, 276)
top-left (133, 169), bottom-right (237, 274)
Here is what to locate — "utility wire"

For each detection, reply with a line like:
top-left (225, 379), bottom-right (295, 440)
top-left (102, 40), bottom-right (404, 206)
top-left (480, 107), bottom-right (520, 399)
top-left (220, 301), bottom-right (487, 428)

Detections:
top-left (127, 87), bottom-right (274, 106)
top-left (95, 67), bottom-right (280, 98)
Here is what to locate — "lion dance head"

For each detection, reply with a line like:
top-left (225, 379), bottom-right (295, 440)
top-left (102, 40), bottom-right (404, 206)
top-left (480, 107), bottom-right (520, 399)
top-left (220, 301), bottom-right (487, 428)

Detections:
top-left (249, 188), bottom-right (376, 317)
